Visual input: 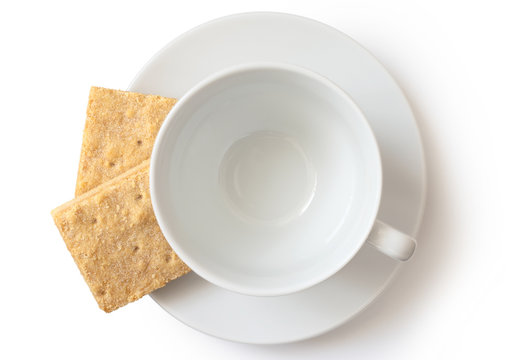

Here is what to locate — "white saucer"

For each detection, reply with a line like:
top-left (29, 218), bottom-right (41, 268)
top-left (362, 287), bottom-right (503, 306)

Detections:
top-left (128, 12), bottom-right (426, 344)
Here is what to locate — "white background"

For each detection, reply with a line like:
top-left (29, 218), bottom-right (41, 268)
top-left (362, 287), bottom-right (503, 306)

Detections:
top-left (1, 0), bottom-right (525, 359)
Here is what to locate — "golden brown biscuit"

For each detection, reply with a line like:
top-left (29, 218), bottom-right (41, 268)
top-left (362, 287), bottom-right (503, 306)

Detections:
top-left (52, 161), bottom-right (190, 312)
top-left (75, 87), bottom-right (177, 195)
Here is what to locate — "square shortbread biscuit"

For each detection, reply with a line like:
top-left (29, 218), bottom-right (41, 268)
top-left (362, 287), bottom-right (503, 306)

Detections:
top-left (52, 161), bottom-right (190, 312)
top-left (75, 87), bottom-right (177, 195)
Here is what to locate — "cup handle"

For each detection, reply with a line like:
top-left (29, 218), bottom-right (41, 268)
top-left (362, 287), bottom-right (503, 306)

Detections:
top-left (366, 220), bottom-right (417, 261)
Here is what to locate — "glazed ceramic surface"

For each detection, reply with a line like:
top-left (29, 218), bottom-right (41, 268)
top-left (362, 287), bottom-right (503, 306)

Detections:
top-left (129, 12), bottom-right (425, 344)
top-left (150, 63), bottom-right (383, 296)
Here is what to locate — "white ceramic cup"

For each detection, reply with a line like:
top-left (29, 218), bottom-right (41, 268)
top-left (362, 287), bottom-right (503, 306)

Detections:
top-left (150, 63), bottom-right (416, 296)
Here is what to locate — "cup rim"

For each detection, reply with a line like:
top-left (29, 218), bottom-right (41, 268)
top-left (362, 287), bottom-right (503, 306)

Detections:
top-left (150, 62), bottom-right (383, 296)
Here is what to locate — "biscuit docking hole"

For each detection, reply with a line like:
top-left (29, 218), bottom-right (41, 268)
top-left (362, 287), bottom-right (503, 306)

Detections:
top-left (132, 246), bottom-right (140, 253)
top-left (109, 161), bottom-right (115, 167)
top-left (165, 255), bottom-right (172, 263)
top-left (137, 140), bottom-right (143, 146)
top-left (135, 194), bottom-right (143, 200)
top-left (91, 218), bottom-right (97, 224)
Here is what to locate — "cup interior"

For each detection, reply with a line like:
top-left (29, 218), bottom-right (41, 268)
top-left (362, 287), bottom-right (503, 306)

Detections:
top-left (151, 63), bottom-right (382, 296)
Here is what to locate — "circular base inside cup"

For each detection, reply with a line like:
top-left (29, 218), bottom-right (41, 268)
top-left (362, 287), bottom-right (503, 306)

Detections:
top-left (219, 131), bottom-right (316, 225)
